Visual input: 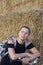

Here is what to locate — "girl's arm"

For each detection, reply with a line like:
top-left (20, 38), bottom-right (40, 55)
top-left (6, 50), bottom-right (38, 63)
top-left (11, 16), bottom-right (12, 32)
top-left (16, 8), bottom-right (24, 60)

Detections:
top-left (8, 39), bottom-right (32, 60)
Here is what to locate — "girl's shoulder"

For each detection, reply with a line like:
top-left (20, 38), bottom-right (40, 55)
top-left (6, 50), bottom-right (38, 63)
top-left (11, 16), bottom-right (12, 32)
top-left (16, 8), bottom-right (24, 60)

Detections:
top-left (25, 40), bottom-right (32, 47)
top-left (8, 39), bottom-right (14, 44)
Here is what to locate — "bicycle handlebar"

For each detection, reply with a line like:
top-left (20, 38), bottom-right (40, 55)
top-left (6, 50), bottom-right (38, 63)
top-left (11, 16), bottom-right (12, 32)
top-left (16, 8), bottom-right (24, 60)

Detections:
top-left (25, 56), bottom-right (41, 65)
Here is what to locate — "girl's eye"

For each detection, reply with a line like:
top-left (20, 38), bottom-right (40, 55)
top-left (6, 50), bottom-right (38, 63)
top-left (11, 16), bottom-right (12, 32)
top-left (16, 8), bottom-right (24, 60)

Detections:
top-left (25, 32), bottom-right (28, 34)
top-left (21, 31), bottom-right (28, 34)
top-left (21, 31), bottom-right (24, 33)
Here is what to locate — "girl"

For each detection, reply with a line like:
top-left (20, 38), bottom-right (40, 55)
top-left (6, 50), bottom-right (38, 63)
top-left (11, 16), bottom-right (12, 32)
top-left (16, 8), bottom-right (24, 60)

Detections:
top-left (1, 26), bottom-right (40, 65)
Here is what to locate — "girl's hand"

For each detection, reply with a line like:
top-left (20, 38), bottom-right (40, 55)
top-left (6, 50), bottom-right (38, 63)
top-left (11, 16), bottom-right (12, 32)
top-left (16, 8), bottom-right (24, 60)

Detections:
top-left (21, 58), bottom-right (29, 64)
top-left (26, 53), bottom-right (32, 57)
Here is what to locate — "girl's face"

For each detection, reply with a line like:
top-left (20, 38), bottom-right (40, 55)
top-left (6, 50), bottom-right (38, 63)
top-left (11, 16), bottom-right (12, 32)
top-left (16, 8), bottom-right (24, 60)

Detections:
top-left (18, 28), bottom-right (29, 40)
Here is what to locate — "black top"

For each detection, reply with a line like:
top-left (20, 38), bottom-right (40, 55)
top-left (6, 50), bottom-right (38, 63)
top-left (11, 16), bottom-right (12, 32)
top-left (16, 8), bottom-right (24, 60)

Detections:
top-left (14, 40), bottom-right (34, 53)
top-left (7, 40), bottom-right (34, 54)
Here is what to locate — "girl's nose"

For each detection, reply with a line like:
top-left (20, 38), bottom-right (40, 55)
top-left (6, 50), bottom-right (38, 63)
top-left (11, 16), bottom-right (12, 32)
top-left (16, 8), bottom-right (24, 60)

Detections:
top-left (22, 32), bottom-right (25, 36)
